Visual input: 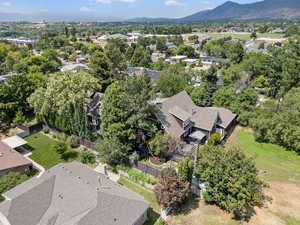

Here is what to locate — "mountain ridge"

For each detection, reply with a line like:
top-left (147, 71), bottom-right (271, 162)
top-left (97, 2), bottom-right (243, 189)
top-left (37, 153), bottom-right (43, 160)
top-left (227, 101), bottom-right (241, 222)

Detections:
top-left (129, 0), bottom-right (300, 23)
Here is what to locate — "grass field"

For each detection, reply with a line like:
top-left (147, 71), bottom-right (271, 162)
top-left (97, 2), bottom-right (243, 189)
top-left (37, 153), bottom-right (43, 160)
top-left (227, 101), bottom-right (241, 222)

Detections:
top-left (193, 32), bottom-right (284, 40)
top-left (25, 133), bottom-right (79, 169)
top-left (236, 130), bottom-right (300, 183)
top-left (118, 176), bottom-right (161, 225)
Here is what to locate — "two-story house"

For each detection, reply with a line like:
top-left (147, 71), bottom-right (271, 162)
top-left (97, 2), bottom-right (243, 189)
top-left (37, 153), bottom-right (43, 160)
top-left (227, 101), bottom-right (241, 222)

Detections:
top-left (155, 91), bottom-right (237, 145)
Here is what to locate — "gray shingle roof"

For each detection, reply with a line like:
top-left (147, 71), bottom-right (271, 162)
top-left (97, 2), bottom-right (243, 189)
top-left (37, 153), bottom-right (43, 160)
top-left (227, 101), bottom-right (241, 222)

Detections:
top-left (0, 162), bottom-right (149, 225)
top-left (169, 106), bottom-right (191, 122)
top-left (156, 91), bottom-right (236, 138)
top-left (207, 107), bottom-right (237, 129)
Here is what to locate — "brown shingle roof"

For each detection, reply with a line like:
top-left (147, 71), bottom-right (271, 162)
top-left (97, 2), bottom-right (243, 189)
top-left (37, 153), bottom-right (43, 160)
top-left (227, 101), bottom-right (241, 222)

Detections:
top-left (0, 141), bottom-right (32, 172)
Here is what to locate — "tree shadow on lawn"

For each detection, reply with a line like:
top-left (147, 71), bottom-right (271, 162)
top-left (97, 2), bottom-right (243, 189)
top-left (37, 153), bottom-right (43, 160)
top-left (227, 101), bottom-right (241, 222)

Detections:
top-left (144, 208), bottom-right (160, 225)
top-left (61, 151), bottom-right (79, 161)
top-left (175, 195), bottom-right (199, 216)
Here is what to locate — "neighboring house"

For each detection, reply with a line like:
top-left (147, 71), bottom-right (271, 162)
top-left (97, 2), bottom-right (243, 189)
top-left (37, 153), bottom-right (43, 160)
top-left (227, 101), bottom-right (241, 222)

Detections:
top-left (125, 67), bottom-right (161, 83)
top-left (155, 91), bottom-right (236, 145)
top-left (0, 161), bottom-right (150, 225)
top-left (0, 73), bottom-right (18, 85)
top-left (88, 92), bottom-right (105, 131)
top-left (200, 57), bottom-right (226, 65)
top-left (60, 63), bottom-right (89, 73)
top-left (182, 58), bottom-right (199, 67)
top-left (151, 52), bottom-right (166, 62)
top-left (3, 38), bottom-right (35, 48)
top-left (165, 55), bottom-right (187, 64)
top-left (0, 140), bottom-right (32, 176)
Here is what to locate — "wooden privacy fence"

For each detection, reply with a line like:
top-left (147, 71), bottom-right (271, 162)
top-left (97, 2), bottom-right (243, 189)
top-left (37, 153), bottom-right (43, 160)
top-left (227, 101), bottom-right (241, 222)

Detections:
top-left (130, 161), bottom-right (161, 178)
top-left (16, 123), bottom-right (43, 138)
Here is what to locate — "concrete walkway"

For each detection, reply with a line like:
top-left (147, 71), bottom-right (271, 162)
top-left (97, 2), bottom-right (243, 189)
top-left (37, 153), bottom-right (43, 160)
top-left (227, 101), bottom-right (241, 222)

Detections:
top-left (94, 164), bottom-right (120, 183)
top-left (23, 152), bottom-right (45, 178)
top-left (0, 212), bottom-right (11, 225)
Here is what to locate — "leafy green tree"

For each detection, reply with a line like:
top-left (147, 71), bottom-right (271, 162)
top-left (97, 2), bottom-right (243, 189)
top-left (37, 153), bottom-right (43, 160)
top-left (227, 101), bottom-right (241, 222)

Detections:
top-left (225, 42), bottom-right (244, 64)
top-left (195, 146), bottom-right (265, 220)
top-left (96, 137), bottom-right (129, 165)
top-left (125, 45), bottom-right (135, 62)
top-left (250, 88), bottom-right (300, 153)
top-left (178, 158), bottom-right (193, 183)
top-left (28, 72), bottom-right (100, 138)
top-left (188, 35), bottom-right (199, 43)
top-left (151, 59), bottom-right (167, 71)
top-left (89, 50), bottom-right (112, 90)
top-left (285, 24), bottom-right (299, 37)
top-left (100, 76), bottom-right (157, 153)
top-left (156, 37), bottom-right (167, 52)
top-left (130, 45), bottom-right (152, 67)
top-left (250, 32), bottom-right (257, 39)
top-left (177, 45), bottom-right (197, 58)
top-left (189, 82), bottom-right (209, 106)
top-left (148, 131), bottom-right (181, 160)
top-left (155, 66), bottom-right (190, 98)
top-left (0, 73), bottom-right (44, 124)
top-left (104, 42), bottom-right (127, 74)
top-left (212, 86), bottom-right (236, 108)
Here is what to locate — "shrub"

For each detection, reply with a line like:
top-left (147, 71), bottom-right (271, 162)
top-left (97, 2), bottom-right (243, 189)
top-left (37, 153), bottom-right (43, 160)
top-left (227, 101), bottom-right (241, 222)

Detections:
top-left (149, 131), bottom-right (181, 159)
top-left (54, 143), bottom-right (67, 155)
top-left (80, 150), bottom-right (96, 164)
top-left (0, 173), bottom-right (28, 202)
top-left (207, 133), bottom-right (221, 146)
top-left (67, 136), bottom-right (79, 148)
top-left (56, 133), bottom-right (67, 142)
top-left (178, 158), bottom-right (194, 182)
top-left (43, 127), bottom-right (50, 134)
top-left (14, 110), bottom-right (25, 124)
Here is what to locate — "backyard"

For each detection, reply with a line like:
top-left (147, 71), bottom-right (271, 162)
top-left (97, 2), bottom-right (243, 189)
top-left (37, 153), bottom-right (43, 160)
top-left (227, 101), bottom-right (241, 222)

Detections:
top-left (168, 126), bottom-right (300, 225)
top-left (25, 133), bottom-right (79, 169)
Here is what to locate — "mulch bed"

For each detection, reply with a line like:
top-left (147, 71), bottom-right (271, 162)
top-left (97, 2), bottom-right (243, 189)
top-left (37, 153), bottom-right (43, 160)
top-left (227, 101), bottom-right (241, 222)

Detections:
top-left (149, 156), bottom-right (164, 165)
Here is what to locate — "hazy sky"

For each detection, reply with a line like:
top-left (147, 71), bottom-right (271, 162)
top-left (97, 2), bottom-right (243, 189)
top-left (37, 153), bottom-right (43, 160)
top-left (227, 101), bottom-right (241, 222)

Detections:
top-left (0, 0), bottom-right (259, 21)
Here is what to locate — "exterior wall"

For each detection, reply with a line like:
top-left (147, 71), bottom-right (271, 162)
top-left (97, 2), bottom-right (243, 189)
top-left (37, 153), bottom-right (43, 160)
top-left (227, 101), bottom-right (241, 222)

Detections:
top-left (0, 164), bottom-right (32, 177)
top-left (133, 210), bottom-right (148, 225)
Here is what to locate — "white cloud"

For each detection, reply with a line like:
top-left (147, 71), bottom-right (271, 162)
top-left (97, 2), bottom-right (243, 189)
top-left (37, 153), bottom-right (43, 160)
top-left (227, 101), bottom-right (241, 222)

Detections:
top-left (0, 1), bottom-right (12, 7)
top-left (80, 6), bottom-right (91, 12)
top-left (95, 0), bottom-right (138, 3)
top-left (165, 0), bottom-right (184, 6)
top-left (39, 9), bottom-right (49, 13)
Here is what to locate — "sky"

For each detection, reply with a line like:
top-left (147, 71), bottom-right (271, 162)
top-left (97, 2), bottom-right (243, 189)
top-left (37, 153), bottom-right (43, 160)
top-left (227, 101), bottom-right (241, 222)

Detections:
top-left (0, 0), bottom-right (260, 21)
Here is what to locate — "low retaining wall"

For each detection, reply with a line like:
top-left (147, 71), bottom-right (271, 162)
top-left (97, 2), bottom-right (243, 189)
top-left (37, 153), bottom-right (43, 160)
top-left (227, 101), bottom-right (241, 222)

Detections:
top-left (16, 123), bottom-right (43, 138)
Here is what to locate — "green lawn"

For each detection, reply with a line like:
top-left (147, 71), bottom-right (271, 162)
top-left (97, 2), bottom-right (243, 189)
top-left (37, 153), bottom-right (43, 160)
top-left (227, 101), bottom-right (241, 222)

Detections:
top-left (118, 176), bottom-right (161, 225)
top-left (196, 32), bottom-right (284, 40)
top-left (25, 133), bottom-right (79, 170)
top-left (236, 130), bottom-right (300, 182)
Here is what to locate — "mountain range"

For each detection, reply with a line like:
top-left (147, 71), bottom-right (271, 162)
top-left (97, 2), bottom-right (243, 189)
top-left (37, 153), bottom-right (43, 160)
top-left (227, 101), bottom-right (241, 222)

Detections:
top-left (129, 0), bottom-right (300, 23)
